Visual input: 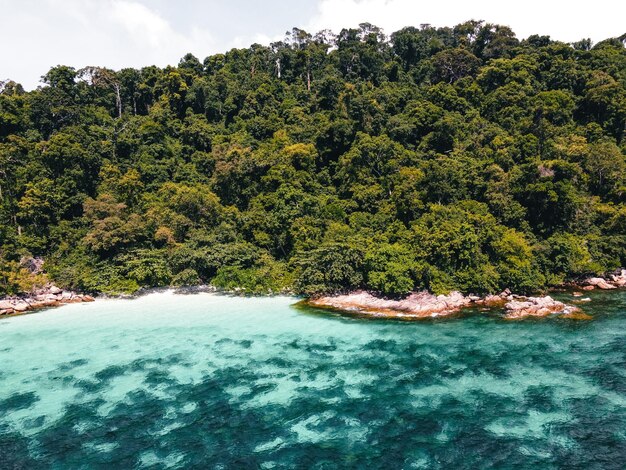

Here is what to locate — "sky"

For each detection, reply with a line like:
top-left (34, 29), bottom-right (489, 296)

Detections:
top-left (1, 0), bottom-right (625, 90)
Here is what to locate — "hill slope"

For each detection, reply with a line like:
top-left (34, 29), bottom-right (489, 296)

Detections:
top-left (0, 21), bottom-right (625, 296)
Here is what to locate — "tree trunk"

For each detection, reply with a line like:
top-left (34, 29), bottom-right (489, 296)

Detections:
top-left (114, 84), bottom-right (122, 118)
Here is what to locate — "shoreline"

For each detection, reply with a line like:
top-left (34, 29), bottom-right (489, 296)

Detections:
top-left (304, 269), bottom-right (626, 321)
top-left (304, 290), bottom-right (593, 321)
top-left (1, 270), bottom-right (624, 320)
top-left (0, 284), bottom-right (95, 317)
top-left (0, 284), bottom-right (296, 318)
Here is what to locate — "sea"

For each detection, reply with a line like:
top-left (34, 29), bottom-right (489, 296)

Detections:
top-left (1, 290), bottom-right (625, 468)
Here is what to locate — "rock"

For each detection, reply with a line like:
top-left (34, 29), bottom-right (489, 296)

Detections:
top-left (573, 297), bottom-right (592, 303)
top-left (21, 257), bottom-right (44, 274)
top-left (572, 292), bottom-right (583, 297)
top-left (611, 269), bottom-right (626, 287)
top-left (478, 295), bottom-right (506, 307)
top-left (49, 285), bottom-right (63, 295)
top-left (308, 290), bottom-right (590, 322)
top-left (308, 290), bottom-right (472, 319)
top-left (12, 301), bottom-right (31, 312)
top-left (582, 285), bottom-right (595, 291)
top-left (504, 296), bottom-right (575, 320)
top-left (0, 285), bottom-right (98, 317)
top-left (585, 277), bottom-right (616, 290)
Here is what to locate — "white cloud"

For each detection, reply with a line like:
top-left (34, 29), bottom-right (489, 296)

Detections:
top-left (231, 32), bottom-right (283, 49)
top-left (306, 0), bottom-right (626, 43)
top-left (1, 0), bottom-right (625, 90)
top-left (0, 0), bottom-right (219, 89)
top-left (110, 0), bottom-right (174, 48)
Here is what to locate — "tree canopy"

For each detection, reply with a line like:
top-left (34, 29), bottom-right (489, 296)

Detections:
top-left (1, 21), bottom-right (625, 297)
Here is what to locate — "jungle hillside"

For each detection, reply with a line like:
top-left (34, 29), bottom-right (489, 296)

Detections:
top-left (1, 21), bottom-right (625, 297)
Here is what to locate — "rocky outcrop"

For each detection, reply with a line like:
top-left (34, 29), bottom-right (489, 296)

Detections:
top-left (0, 257), bottom-right (96, 317)
top-left (580, 269), bottom-right (626, 290)
top-left (307, 290), bottom-right (585, 321)
top-left (503, 296), bottom-right (580, 320)
top-left (610, 269), bottom-right (626, 287)
top-left (585, 277), bottom-right (617, 290)
top-left (21, 256), bottom-right (44, 274)
top-left (0, 284), bottom-right (94, 316)
top-left (308, 290), bottom-right (473, 319)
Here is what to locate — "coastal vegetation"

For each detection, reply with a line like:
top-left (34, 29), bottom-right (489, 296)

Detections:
top-left (0, 22), bottom-right (625, 297)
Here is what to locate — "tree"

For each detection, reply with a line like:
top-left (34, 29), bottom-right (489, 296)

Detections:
top-left (432, 48), bottom-right (481, 83)
top-left (79, 67), bottom-right (123, 117)
top-left (83, 194), bottom-right (146, 255)
top-left (293, 242), bottom-right (365, 294)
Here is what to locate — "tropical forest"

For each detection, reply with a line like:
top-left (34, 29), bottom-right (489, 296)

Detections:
top-left (1, 21), bottom-right (625, 298)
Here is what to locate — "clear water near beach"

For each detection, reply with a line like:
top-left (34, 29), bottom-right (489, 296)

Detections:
top-left (1, 290), bottom-right (625, 468)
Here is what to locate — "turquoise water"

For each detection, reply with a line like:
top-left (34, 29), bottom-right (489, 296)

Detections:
top-left (1, 291), bottom-right (625, 469)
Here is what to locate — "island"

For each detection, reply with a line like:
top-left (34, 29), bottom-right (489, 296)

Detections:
top-left (0, 22), bottom-right (625, 318)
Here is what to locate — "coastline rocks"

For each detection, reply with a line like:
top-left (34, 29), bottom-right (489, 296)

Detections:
top-left (308, 290), bottom-right (473, 319)
top-left (308, 290), bottom-right (585, 321)
top-left (476, 294), bottom-right (508, 307)
top-left (585, 277), bottom-right (617, 290)
top-left (49, 285), bottom-right (63, 295)
top-left (0, 284), bottom-right (95, 317)
top-left (504, 296), bottom-right (579, 320)
top-left (579, 270), bottom-right (626, 290)
top-left (611, 269), bottom-right (626, 287)
top-left (12, 301), bottom-right (31, 312)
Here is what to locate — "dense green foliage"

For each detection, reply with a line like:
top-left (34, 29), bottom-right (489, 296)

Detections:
top-left (1, 22), bottom-right (625, 296)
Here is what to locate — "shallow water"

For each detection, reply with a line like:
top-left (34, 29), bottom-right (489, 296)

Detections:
top-left (1, 290), bottom-right (625, 469)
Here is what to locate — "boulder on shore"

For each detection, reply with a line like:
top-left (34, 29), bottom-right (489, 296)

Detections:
top-left (0, 285), bottom-right (95, 316)
top-left (11, 301), bottom-right (31, 312)
top-left (611, 269), bottom-right (626, 287)
top-left (504, 296), bottom-right (579, 320)
top-left (49, 285), bottom-right (63, 295)
top-left (477, 294), bottom-right (508, 307)
top-left (585, 277), bottom-right (617, 290)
